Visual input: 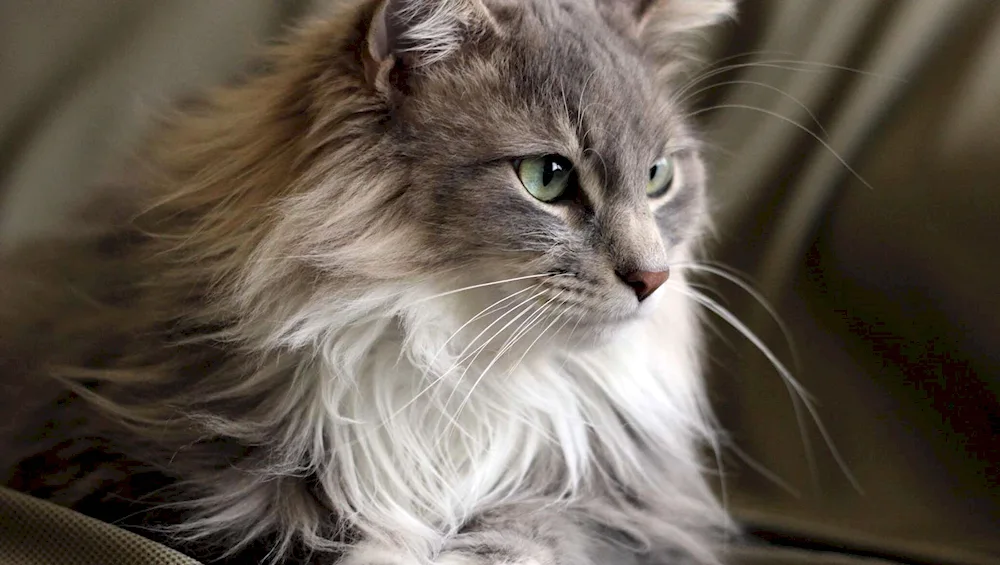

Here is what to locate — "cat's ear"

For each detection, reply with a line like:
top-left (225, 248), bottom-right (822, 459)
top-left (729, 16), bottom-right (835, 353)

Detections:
top-left (599, 0), bottom-right (736, 73)
top-left (643, 0), bottom-right (736, 46)
top-left (363, 0), bottom-right (490, 92)
top-left (598, 0), bottom-right (735, 33)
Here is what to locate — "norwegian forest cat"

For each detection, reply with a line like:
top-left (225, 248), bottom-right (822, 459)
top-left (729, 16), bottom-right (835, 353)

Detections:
top-left (1, 0), bottom-right (739, 563)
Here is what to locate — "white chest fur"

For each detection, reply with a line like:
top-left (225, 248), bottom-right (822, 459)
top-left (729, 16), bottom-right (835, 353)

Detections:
top-left (303, 287), bottom-right (715, 555)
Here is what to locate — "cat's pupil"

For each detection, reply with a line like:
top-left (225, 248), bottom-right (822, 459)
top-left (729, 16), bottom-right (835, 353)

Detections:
top-left (543, 156), bottom-right (567, 186)
top-left (649, 165), bottom-right (658, 181)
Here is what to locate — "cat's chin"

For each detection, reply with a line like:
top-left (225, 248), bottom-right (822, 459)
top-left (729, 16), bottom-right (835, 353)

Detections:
top-left (555, 291), bottom-right (671, 348)
top-left (551, 312), bottom-right (645, 350)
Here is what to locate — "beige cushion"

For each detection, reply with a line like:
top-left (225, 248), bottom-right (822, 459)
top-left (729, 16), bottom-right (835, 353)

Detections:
top-left (0, 486), bottom-right (199, 565)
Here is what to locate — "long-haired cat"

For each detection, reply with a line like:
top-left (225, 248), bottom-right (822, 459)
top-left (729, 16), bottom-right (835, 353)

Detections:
top-left (0, 0), bottom-right (737, 563)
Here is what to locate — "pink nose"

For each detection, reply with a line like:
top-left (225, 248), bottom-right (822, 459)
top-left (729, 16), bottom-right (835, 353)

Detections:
top-left (620, 269), bottom-right (670, 301)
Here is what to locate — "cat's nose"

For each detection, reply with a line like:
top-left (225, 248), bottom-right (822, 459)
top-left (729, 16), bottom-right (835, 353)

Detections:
top-left (619, 269), bottom-right (670, 302)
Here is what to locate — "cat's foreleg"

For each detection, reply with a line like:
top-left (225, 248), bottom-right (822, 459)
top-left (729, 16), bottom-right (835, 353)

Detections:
top-left (337, 505), bottom-right (646, 565)
top-left (433, 506), bottom-right (639, 565)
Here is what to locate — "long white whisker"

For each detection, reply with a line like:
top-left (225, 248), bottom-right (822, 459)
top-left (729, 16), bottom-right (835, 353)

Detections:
top-left (410, 273), bottom-right (561, 305)
top-left (686, 103), bottom-right (874, 191)
top-left (675, 79), bottom-right (830, 139)
top-left (671, 262), bottom-right (801, 373)
top-left (670, 282), bottom-right (818, 486)
top-left (390, 285), bottom-right (544, 420)
top-left (706, 428), bottom-right (729, 516)
top-left (557, 311), bottom-right (588, 373)
top-left (576, 69), bottom-right (600, 135)
top-left (435, 301), bottom-right (549, 444)
top-left (342, 288), bottom-right (549, 450)
top-left (470, 293), bottom-right (563, 393)
top-left (703, 49), bottom-right (799, 68)
top-left (450, 292), bottom-right (565, 429)
top-left (505, 301), bottom-right (570, 379)
top-left (446, 288), bottom-right (550, 373)
top-left (500, 295), bottom-right (565, 365)
top-left (436, 292), bottom-right (548, 427)
top-left (674, 59), bottom-right (902, 104)
top-left (724, 441), bottom-right (801, 498)
top-left (403, 284), bottom-right (541, 371)
top-left (666, 283), bottom-right (863, 493)
top-left (422, 289), bottom-right (550, 437)
top-left (423, 289), bottom-right (546, 442)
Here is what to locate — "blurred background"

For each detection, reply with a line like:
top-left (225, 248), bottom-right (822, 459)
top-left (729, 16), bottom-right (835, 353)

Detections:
top-left (700, 2), bottom-right (999, 564)
top-left (1, 1), bottom-right (997, 564)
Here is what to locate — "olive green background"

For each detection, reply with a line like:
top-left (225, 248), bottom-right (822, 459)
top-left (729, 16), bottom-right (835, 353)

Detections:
top-left (1, 1), bottom-right (997, 564)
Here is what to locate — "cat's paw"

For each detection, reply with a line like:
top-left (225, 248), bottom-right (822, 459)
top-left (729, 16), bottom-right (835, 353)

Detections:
top-left (337, 544), bottom-right (423, 565)
top-left (436, 552), bottom-right (544, 565)
top-left (435, 541), bottom-right (554, 565)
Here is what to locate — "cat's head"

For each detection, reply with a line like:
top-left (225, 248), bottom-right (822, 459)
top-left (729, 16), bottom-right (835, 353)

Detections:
top-left (359, 0), bottom-right (729, 323)
top-left (167, 0), bottom-right (734, 348)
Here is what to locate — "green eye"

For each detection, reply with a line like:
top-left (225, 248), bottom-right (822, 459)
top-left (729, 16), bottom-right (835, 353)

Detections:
top-left (516, 154), bottom-right (574, 203)
top-left (646, 157), bottom-right (675, 198)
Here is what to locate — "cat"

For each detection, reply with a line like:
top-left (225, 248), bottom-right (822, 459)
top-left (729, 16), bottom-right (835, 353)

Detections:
top-left (0, 0), bottom-right (737, 563)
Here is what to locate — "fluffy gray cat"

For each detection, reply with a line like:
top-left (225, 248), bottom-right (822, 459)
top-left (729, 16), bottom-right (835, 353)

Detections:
top-left (0, 0), bottom-right (738, 563)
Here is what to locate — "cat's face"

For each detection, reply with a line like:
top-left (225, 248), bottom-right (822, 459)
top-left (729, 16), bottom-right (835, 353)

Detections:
top-left (250, 0), bottom-right (732, 347)
top-left (351, 0), bottom-right (725, 333)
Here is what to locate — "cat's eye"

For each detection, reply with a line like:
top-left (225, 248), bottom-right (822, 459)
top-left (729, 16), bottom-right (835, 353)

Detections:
top-left (646, 157), bottom-right (675, 198)
top-left (516, 154), bottom-right (574, 203)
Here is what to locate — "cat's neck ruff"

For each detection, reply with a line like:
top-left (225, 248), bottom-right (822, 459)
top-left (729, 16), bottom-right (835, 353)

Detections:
top-left (300, 281), bottom-right (718, 555)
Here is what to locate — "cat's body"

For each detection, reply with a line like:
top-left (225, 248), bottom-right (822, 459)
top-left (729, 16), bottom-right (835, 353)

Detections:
top-left (1, 1), bottom-right (737, 563)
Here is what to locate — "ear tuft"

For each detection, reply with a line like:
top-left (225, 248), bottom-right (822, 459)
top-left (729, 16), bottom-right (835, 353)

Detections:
top-left (646, 0), bottom-right (736, 34)
top-left (628, 0), bottom-right (737, 78)
top-left (597, 0), bottom-right (735, 34)
top-left (363, 0), bottom-right (488, 91)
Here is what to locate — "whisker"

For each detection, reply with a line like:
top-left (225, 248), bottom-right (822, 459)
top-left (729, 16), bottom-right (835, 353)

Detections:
top-left (437, 292), bottom-right (549, 424)
top-left (576, 69), bottom-right (600, 137)
top-left (340, 287), bottom-right (551, 451)
top-left (557, 310), bottom-right (588, 369)
top-left (426, 289), bottom-right (550, 415)
top-left (675, 59), bottom-right (903, 104)
top-left (448, 289), bottom-right (550, 371)
top-left (411, 273), bottom-right (564, 305)
top-left (495, 294), bottom-right (559, 355)
top-left (505, 301), bottom-right (571, 379)
top-left (389, 284), bottom-right (544, 419)
top-left (744, 58), bottom-right (905, 81)
top-left (477, 293), bottom-right (564, 385)
top-left (669, 282), bottom-right (818, 487)
top-left (403, 283), bottom-right (542, 371)
top-left (706, 427), bottom-right (730, 515)
top-left (583, 147), bottom-right (609, 180)
top-left (666, 283), bottom-right (862, 493)
top-left (675, 79), bottom-right (830, 139)
top-left (704, 49), bottom-right (800, 68)
top-left (671, 261), bottom-right (801, 373)
top-left (451, 292), bottom-right (566, 427)
top-left (724, 441), bottom-right (801, 499)
top-left (686, 103), bottom-right (874, 191)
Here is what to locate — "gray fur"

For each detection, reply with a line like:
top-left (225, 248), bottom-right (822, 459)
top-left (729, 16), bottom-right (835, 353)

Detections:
top-left (1, 1), bottom-right (737, 564)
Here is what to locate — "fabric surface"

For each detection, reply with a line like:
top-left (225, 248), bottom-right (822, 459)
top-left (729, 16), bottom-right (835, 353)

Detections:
top-left (0, 486), bottom-right (199, 565)
top-left (0, 1), bottom-right (997, 564)
top-left (700, 2), bottom-right (1000, 564)
top-left (0, 489), bottom-right (897, 565)
top-left (0, 485), bottom-right (898, 565)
